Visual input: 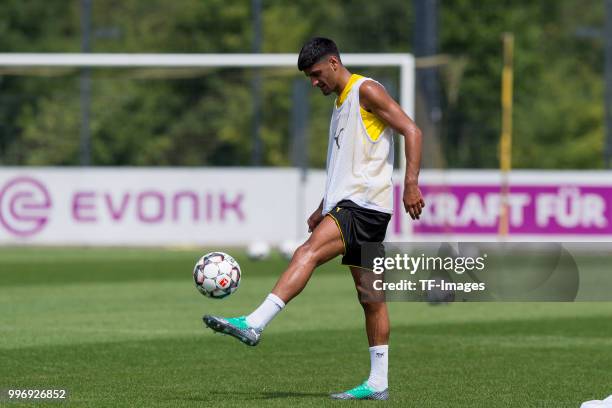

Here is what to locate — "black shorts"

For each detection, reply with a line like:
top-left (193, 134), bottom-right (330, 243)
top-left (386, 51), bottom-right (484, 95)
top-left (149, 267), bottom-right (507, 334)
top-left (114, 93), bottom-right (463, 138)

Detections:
top-left (326, 200), bottom-right (391, 269)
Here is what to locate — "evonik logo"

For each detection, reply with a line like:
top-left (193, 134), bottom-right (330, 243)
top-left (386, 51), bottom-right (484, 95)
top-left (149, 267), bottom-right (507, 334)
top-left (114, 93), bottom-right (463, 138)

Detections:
top-left (0, 176), bottom-right (52, 237)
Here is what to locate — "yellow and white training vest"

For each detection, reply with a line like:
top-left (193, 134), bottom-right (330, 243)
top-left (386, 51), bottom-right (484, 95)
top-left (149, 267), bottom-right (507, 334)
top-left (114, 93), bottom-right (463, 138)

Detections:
top-left (322, 74), bottom-right (394, 215)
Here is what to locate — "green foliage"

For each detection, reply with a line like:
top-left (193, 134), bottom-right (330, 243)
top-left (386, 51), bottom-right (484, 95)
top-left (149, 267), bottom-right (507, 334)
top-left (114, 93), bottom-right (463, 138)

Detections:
top-left (0, 0), bottom-right (607, 168)
top-left (440, 0), bottom-right (605, 168)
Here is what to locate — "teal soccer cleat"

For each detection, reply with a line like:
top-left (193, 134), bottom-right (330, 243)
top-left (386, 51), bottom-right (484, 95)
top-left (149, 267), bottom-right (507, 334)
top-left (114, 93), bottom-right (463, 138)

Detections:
top-left (202, 315), bottom-right (262, 346)
top-left (330, 382), bottom-right (389, 400)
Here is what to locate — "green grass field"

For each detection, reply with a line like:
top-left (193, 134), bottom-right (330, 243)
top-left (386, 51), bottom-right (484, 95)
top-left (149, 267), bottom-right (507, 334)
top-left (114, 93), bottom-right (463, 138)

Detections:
top-left (1, 247), bottom-right (612, 407)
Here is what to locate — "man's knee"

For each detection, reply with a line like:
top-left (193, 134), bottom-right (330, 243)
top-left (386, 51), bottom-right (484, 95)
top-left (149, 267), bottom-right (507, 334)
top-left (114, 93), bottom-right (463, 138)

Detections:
top-left (355, 280), bottom-right (386, 306)
top-left (293, 242), bottom-right (317, 265)
top-left (358, 298), bottom-right (386, 312)
top-left (294, 234), bottom-right (340, 266)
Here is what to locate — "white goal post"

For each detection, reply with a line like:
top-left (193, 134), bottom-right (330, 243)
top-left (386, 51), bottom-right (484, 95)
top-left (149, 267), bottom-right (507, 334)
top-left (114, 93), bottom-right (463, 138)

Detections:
top-left (0, 52), bottom-right (415, 170)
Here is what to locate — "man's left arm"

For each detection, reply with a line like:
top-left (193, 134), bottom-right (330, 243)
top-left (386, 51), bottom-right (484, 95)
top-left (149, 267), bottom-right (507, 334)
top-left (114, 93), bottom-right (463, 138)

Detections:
top-left (360, 81), bottom-right (425, 220)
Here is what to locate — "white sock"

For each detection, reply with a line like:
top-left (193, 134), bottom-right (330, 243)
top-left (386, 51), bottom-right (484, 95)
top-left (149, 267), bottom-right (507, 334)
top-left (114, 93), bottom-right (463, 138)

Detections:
top-left (245, 293), bottom-right (285, 330)
top-left (367, 345), bottom-right (388, 391)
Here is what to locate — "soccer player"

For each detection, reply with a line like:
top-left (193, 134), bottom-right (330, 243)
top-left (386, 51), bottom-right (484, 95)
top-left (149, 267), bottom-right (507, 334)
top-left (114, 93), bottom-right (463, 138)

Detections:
top-left (203, 37), bottom-right (424, 400)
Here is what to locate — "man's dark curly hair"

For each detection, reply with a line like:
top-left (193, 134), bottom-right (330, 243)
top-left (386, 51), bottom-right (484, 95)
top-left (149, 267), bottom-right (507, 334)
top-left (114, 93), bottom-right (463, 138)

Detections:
top-left (297, 37), bottom-right (341, 71)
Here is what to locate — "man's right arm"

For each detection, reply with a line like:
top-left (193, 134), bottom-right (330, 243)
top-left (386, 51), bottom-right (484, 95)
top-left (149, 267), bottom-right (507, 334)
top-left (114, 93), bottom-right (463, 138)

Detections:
top-left (307, 199), bottom-right (324, 232)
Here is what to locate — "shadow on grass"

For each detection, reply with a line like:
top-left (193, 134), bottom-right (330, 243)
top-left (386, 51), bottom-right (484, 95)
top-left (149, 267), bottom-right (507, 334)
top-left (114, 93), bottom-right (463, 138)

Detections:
top-left (221, 391), bottom-right (327, 399)
top-left (259, 391), bottom-right (329, 399)
top-left (180, 391), bottom-right (328, 401)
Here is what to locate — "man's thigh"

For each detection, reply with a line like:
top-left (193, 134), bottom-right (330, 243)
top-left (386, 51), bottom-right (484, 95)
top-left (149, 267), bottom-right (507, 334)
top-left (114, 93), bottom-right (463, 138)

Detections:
top-left (350, 266), bottom-right (386, 303)
top-left (303, 215), bottom-right (345, 266)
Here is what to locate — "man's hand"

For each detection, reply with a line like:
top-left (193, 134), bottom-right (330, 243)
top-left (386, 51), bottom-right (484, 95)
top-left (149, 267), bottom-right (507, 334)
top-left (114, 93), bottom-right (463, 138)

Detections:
top-left (403, 182), bottom-right (425, 220)
top-left (307, 207), bottom-right (324, 233)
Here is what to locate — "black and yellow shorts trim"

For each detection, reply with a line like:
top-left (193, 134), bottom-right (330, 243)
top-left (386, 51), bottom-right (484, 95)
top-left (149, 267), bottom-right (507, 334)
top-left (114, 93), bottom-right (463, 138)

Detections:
top-left (326, 200), bottom-right (391, 270)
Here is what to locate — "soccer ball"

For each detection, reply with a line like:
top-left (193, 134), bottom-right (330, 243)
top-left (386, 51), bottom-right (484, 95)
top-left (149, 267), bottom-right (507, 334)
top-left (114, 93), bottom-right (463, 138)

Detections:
top-left (193, 252), bottom-right (241, 299)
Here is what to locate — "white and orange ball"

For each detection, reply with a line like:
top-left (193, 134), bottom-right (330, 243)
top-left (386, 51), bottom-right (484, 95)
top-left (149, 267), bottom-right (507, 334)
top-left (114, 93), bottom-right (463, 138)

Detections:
top-left (193, 252), bottom-right (241, 299)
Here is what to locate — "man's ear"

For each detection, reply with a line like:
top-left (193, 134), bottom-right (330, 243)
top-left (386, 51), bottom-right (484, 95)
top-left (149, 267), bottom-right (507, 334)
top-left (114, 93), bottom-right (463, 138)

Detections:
top-left (328, 55), bottom-right (340, 71)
